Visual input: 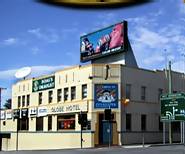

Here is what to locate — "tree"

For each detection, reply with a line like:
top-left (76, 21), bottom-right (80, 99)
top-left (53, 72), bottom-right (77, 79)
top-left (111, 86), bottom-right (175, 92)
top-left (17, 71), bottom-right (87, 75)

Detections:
top-left (4, 98), bottom-right (11, 109)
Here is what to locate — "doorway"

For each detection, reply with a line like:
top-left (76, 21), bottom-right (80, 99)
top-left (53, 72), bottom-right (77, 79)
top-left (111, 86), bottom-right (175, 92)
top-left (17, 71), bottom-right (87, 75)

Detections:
top-left (98, 113), bottom-right (113, 145)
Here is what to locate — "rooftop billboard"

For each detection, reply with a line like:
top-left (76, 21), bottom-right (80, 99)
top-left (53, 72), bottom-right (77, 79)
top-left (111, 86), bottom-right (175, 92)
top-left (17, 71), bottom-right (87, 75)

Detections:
top-left (80, 21), bottom-right (127, 62)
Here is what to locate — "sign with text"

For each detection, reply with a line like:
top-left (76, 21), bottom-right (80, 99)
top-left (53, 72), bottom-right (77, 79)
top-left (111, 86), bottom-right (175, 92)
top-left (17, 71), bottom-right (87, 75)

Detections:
top-left (28, 107), bottom-right (37, 117)
top-left (13, 109), bottom-right (20, 119)
top-left (6, 110), bottom-right (12, 119)
top-left (0, 110), bottom-right (5, 120)
top-left (21, 108), bottom-right (28, 119)
top-left (48, 101), bottom-right (87, 115)
top-left (94, 84), bottom-right (118, 109)
top-left (160, 93), bottom-right (185, 121)
top-left (80, 21), bottom-right (127, 62)
top-left (38, 106), bottom-right (48, 117)
top-left (32, 76), bottom-right (55, 92)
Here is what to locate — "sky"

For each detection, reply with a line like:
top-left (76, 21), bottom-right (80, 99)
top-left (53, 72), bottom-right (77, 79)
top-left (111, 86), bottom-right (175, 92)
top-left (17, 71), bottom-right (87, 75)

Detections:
top-left (0, 0), bottom-right (185, 106)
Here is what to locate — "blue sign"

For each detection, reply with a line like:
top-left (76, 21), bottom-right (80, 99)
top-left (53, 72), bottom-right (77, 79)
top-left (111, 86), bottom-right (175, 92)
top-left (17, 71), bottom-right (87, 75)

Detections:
top-left (94, 84), bottom-right (118, 109)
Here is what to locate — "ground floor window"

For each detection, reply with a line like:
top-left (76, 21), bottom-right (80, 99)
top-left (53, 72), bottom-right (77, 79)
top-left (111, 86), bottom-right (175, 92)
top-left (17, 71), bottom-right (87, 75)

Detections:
top-left (48, 116), bottom-right (52, 131)
top-left (36, 117), bottom-right (43, 131)
top-left (57, 115), bottom-right (75, 130)
top-left (17, 118), bottom-right (29, 131)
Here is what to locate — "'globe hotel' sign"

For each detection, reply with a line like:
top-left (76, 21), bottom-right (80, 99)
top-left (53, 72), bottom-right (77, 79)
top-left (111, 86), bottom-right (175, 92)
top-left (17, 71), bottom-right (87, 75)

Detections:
top-left (32, 76), bottom-right (55, 92)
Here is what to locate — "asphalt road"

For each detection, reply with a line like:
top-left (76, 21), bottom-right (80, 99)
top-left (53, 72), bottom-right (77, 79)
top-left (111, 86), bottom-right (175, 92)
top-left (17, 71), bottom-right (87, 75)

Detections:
top-left (0, 145), bottom-right (185, 154)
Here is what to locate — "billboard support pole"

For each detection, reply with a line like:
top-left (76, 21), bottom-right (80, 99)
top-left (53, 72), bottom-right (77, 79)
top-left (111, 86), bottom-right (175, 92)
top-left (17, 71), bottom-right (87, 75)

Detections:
top-left (163, 122), bottom-right (165, 144)
top-left (181, 122), bottom-right (183, 143)
top-left (182, 122), bottom-right (185, 146)
top-left (168, 61), bottom-right (172, 144)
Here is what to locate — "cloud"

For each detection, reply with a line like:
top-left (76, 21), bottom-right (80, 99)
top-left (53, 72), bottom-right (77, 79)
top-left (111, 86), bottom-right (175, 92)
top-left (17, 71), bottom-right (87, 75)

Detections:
top-left (128, 14), bottom-right (185, 69)
top-left (0, 65), bottom-right (69, 80)
top-left (28, 28), bottom-right (59, 43)
top-left (31, 47), bottom-right (40, 55)
top-left (143, 52), bottom-right (165, 65)
top-left (3, 38), bottom-right (18, 45)
top-left (179, 0), bottom-right (185, 14)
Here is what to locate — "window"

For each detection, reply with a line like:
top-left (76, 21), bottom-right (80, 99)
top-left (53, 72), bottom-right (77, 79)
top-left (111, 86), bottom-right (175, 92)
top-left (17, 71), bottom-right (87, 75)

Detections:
top-left (64, 88), bottom-right (69, 101)
top-left (36, 117), bottom-right (43, 131)
top-left (22, 95), bottom-right (25, 107)
top-left (57, 115), bottom-right (75, 130)
top-left (18, 96), bottom-right (21, 108)
top-left (57, 89), bottom-right (62, 102)
top-left (71, 86), bottom-right (76, 100)
top-left (39, 92), bottom-right (42, 105)
top-left (48, 116), bottom-right (52, 131)
top-left (65, 74), bottom-right (68, 83)
top-left (126, 114), bottom-right (132, 131)
top-left (23, 84), bottom-right (25, 91)
top-left (158, 88), bottom-right (163, 101)
top-left (126, 84), bottom-right (131, 99)
top-left (17, 119), bottom-right (29, 131)
top-left (48, 90), bottom-right (53, 103)
top-left (159, 116), bottom-right (163, 131)
top-left (141, 86), bottom-right (146, 101)
top-left (82, 84), bottom-right (87, 99)
top-left (141, 114), bottom-right (146, 131)
top-left (26, 95), bottom-right (30, 106)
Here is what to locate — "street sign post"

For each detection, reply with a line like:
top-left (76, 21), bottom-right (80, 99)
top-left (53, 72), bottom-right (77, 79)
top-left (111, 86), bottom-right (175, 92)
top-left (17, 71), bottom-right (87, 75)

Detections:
top-left (160, 93), bottom-right (185, 122)
top-left (160, 92), bottom-right (185, 144)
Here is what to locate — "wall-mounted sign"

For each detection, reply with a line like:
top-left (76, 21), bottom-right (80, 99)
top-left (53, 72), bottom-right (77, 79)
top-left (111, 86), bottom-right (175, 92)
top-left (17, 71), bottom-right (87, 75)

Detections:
top-left (6, 110), bottom-right (12, 119)
top-left (48, 102), bottom-right (87, 115)
top-left (21, 108), bottom-right (28, 119)
top-left (94, 84), bottom-right (118, 109)
top-left (13, 109), bottom-right (20, 119)
top-left (80, 21), bottom-right (127, 62)
top-left (37, 106), bottom-right (48, 117)
top-left (32, 76), bottom-right (55, 92)
top-left (28, 107), bottom-right (37, 117)
top-left (0, 110), bottom-right (5, 120)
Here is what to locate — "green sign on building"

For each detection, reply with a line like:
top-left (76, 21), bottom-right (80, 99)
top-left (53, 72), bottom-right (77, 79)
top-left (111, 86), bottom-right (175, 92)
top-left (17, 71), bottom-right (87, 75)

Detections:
top-left (32, 76), bottom-right (55, 92)
top-left (160, 93), bottom-right (185, 122)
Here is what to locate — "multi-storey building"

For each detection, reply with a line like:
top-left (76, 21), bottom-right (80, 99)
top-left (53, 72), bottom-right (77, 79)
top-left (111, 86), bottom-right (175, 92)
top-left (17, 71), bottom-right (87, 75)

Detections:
top-left (0, 64), bottom-right (183, 151)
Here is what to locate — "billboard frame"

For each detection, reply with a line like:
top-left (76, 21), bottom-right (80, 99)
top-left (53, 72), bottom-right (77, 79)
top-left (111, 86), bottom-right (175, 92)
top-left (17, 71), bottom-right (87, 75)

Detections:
top-left (80, 21), bottom-right (128, 63)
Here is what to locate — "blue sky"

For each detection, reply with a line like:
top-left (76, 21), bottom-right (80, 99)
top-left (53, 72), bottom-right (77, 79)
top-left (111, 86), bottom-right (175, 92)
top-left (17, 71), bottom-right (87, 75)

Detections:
top-left (0, 0), bottom-right (185, 106)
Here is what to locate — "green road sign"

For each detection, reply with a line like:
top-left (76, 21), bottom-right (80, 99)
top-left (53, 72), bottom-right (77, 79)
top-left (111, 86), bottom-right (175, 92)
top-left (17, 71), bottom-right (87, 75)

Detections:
top-left (160, 93), bottom-right (185, 122)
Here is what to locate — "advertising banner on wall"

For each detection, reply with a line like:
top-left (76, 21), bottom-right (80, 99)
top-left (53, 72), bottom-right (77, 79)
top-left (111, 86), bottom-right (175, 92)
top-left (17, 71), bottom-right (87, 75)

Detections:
top-left (32, 76), bottom-right (55, 92)
top-left (21, 108), bottom-right (28, 119)
top-left (38, 106), bottom-right (48, 117)
top-left (48, 101), bottom-right (88, 115)
top-left (80, 21), bottom-right (127, 62)
top-left (6, 110), bottom-right (12, 119)
top-left (0, 110), bottom-right (5, 120)
top-left (94, 84), bottom-right (118, 109)
top-left (13, 109), bottom-right (20, 119)
top-left (29, 107), bottom-right (37, 117)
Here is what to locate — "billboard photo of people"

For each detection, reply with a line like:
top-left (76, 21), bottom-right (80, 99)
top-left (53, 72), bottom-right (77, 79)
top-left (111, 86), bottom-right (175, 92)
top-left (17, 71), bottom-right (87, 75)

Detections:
top-left (80, 21), bottom-right (126, 62)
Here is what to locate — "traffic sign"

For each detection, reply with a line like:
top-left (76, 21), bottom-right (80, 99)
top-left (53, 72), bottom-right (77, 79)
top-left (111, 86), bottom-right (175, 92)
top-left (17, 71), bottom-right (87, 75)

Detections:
top-left (160, 93), bottom-right (185, 121)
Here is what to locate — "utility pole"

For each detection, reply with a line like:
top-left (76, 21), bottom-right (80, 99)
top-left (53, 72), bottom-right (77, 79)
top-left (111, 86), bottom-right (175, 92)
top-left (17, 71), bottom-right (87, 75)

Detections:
top-left (168, 61), bottom-right (172, 144)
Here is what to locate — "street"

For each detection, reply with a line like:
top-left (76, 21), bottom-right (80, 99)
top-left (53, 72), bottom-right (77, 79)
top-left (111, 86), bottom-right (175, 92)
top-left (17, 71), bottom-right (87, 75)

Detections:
top-left (0, 145), bottom-right (185, 154)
